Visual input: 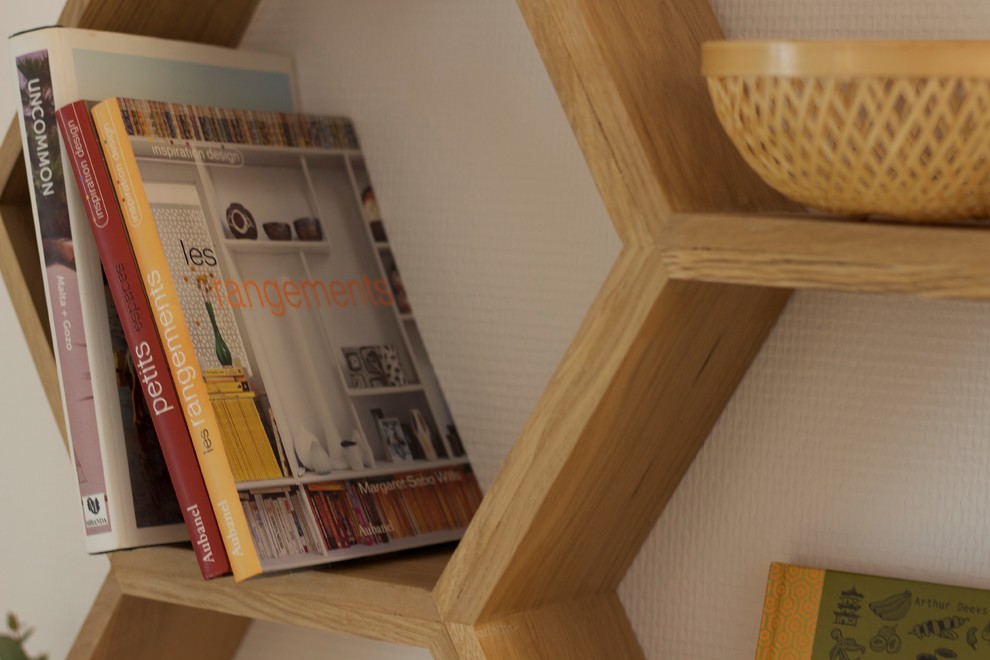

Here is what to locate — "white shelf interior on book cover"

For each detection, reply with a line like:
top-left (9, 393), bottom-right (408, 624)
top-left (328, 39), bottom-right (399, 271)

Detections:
top-left (120, 103), bottom-right (478, 571)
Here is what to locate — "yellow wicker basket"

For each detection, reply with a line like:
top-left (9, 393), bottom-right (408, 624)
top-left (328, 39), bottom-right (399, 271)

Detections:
top-left (702, 41), bottom-right (990, 221)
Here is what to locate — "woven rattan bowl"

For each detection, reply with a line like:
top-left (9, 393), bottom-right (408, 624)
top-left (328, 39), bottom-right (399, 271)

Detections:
top-left (702, 41), bottom-right (990, 221)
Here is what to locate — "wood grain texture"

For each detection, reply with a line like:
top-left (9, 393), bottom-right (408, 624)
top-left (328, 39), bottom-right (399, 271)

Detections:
top-left (515, 0), bottom-right (668, 243)
top-left (0, 119), bottom-right (29, 204)
top-left (68, 573), bottom-right (248, 660)
top-left (58, 0), bottom-right (261, 46)
top-left (0, 123), bottom-right (56, 434)
top-left (86, 600), bottom-right (247, 660)
top-left (443, 624), bottom-right (487, 660)
top-left (0, 121), bottom-right (49, 364)
top-left (0, 119), bottom-right (59, 436)
top-left (444, 594), bottom-right (642, 659)
top-left (67, 574), bottom-right (124, 660)
top-left (664, 211), bottom-right (990, 299)
top-left (516, 0), bottom-right (796, 246)
top-left (0, 203), bottom-right (65, 446)
top-left (110, 545), bottom-right (449, 648)
top-left (429, 629), bottom-right (462, 660)
top-left (435, 248), bottom-right (790, 623)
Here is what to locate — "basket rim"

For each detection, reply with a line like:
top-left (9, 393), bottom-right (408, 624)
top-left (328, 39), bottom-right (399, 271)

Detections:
top-left (702, 40), bottom-right (990, 78)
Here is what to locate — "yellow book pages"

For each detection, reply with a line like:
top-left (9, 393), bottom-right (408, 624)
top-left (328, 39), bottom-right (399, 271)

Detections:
top-left (92, 98), bottom-right (262, 580)
top-left (231, 399), bottom-right (260, 479)
top-left (237, 401), bottom-right (264, 480)
top-left (212, 398), bottom-right (247, 482)
top-left (242, 399), bottom-right (282, 479)
top-left (205, 390), bottom-right (256, 399)
top-left (233, 400), bottom-right (260, 480)
top-left (204, 367), bottom-right (247, 378)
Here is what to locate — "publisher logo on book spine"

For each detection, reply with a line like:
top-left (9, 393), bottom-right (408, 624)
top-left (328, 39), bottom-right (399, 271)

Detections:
top-left (82, 494), bottom-right (109, 528)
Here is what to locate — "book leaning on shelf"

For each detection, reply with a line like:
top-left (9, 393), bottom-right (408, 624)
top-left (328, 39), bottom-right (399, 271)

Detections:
top-left (8, 26), bottom-right (298, 571)
top-left (756, 562), bottom-right (990, 658)
top-left (90, 97), bottom-right (484, 579)
top-left (56, 101), bottom-right (230, 579)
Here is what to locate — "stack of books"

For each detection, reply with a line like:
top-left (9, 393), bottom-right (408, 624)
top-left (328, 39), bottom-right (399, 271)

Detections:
top-left (10, 26), bottom-right (482, 581)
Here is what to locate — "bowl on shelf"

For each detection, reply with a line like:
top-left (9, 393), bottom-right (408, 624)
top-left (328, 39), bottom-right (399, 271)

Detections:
top-left (293, 216), bottom-right (323, 241)
top-left (701, 40), bottom-right (990, 221)
top-left (263, 221), bottom-right (292, 240)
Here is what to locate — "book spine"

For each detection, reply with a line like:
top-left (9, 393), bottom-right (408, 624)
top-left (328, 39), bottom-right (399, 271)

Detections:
top-left (754, 563), bottom-right (823, 659)
top-left (91, 98), bottom-right (262, 580)
top-left (11, 42), bottom-right (113, 540)
top-left (56, 100), bottom-right (231, 580)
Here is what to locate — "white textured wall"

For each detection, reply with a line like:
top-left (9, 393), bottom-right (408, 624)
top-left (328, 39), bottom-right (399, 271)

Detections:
top-left (6, 0), bottom-right (990, 658)
top-left (240, 0), bottom-right (618, 493)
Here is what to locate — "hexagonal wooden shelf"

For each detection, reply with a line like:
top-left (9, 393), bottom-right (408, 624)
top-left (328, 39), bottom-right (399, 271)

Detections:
top-left (5, 0), bottom-right (990, 658)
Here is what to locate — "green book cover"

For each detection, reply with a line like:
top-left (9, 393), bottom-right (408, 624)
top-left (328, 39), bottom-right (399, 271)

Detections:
top-left (758, 563), bottom-right (990, 659)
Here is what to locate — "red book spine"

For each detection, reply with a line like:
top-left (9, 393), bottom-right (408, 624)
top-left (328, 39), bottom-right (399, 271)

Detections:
top-left (56, 100), bottom-right (231, 579)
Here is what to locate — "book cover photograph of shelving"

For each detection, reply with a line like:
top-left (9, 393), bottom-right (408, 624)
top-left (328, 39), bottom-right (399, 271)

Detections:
top-left (91, 97), bottom-right (482, 575)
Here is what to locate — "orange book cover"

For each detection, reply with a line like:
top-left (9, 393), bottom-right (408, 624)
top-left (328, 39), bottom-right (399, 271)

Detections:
top-left (92, 98), bottom-right (262, 580)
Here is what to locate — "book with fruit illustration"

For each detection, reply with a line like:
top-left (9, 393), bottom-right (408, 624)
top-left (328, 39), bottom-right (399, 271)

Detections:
top-left (89, 97), bottom-right (483, 578)
top-left (757, 563), bottom-right (990, 659)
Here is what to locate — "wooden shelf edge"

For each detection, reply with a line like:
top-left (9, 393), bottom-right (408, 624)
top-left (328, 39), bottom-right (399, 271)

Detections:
top-left (109, 544), bottom-right (451, 648)
top-left (0, 117), bottom-right (27, 203)
top-left (664, 211), bottom-right (990, 299)
top-left (516, 0), bottom-right (670, 244)
top-left (67, 573), bottom-right (124, 660)
top-left (444, 593), bottom-right (643, 658)
top-left (57, 0), bottom-right (261, 47)
top-left (516, 0), bottom-right (798, 248)
top-left (0, 203), bottom-right (66, 446)
top-left (69, 572), bottom-right (249, 660)
top-left (434, 247), bottom-right (790, 623)
top-left (0, 114), bottom-right (66, 444)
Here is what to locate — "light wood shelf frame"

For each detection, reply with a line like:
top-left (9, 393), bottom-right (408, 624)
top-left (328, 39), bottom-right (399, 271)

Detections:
top-left (1, 0), bottom-right (972, 657)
